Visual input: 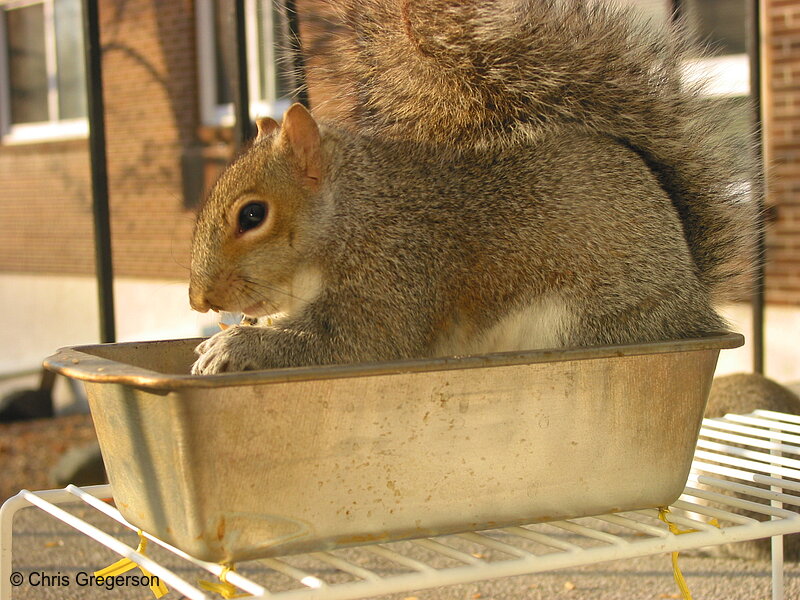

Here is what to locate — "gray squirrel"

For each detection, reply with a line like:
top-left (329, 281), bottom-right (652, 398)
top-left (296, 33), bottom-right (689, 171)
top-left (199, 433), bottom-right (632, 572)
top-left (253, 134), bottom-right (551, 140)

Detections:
top-left (189, 0), bottom-right (757, 374)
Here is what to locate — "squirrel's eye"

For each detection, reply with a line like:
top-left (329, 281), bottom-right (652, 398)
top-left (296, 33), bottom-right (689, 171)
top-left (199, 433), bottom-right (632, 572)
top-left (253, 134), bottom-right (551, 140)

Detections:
top-left (238, 202), bottom-right (267, 233)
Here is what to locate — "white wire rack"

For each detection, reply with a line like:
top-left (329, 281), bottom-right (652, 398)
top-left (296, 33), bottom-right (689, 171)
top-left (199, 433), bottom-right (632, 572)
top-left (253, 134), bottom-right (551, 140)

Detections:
top-left (3, 409), bottom-right (800, 600)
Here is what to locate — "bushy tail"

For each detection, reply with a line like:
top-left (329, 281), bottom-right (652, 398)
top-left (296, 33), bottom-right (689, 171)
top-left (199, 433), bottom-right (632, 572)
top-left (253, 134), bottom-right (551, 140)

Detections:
top-left (312, 0), bottom-right (758, 303)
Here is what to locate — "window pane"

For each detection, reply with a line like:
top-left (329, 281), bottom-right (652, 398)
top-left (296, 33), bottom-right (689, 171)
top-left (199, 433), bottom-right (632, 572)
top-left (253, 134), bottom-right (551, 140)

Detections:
top-left (54, 0), bottom-right (87, 119)
top-left (616, 0), bottom-right (669, 24)
top-left (684, 0), bottom-right (746, 55)
top-left (213, 0), bottom-right (234, 106)
top-left (256, 0), bottom-right (269, 101)
top-left (6, 4), bottom-right (49, 124)
top-left (270, 2), bottom-right (293, 99)
top-left (255, 0), bottom-right (293, 102)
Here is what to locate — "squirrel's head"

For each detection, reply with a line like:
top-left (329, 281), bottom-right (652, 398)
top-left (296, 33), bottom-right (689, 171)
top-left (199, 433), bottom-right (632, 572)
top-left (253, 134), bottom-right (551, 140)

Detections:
top-left (189, 103), bottom-right (327, 317)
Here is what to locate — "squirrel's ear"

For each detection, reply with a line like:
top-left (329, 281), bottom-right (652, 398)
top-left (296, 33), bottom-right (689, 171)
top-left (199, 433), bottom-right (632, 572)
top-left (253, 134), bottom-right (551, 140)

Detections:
top-left (256, 117), bottom-right (279, 141)
top-left (280, 103), bottom-right (322, 189)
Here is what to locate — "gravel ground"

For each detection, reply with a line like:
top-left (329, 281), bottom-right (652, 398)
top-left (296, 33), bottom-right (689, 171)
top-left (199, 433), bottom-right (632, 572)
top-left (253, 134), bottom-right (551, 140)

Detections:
top-left (0, 414), bottom-right (99, 504)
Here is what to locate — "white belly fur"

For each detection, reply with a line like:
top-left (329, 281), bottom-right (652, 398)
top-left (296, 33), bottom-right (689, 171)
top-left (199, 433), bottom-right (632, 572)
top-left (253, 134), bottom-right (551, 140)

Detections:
top-left (433, 295), bottom-right (572, 356)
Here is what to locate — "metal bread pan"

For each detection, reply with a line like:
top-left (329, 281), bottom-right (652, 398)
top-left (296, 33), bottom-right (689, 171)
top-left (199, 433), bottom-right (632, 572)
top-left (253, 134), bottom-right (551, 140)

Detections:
top-left (44, 333), bottom-right (743, 563)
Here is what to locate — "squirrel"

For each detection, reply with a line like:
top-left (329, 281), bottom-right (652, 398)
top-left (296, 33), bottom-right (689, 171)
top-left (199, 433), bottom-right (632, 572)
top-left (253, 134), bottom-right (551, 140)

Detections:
top-left (189, 0), bottom-right (757, 374)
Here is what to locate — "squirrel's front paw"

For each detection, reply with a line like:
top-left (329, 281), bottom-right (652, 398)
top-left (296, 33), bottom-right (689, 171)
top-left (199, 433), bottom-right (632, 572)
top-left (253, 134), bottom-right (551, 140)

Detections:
top-left (191, 326), bottom-right (268, 374)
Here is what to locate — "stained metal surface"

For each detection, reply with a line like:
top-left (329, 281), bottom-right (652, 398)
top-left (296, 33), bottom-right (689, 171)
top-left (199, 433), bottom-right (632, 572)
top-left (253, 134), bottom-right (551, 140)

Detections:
top-left (44, 334), bottom-right (742, 563)
top-left (5, 411), bottom-right (800, 600)
top-left (43, 333), bottom-right (743, 390)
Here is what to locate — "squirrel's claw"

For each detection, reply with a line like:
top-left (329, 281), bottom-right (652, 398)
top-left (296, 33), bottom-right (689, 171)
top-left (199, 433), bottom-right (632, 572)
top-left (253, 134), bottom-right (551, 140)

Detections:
top-left (191, 326), bottom-right (267, 374)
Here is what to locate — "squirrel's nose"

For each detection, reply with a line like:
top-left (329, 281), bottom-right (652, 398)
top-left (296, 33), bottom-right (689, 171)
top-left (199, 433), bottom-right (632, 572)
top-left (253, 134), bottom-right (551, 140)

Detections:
top-left (189, 285), bottom-right (220, 313)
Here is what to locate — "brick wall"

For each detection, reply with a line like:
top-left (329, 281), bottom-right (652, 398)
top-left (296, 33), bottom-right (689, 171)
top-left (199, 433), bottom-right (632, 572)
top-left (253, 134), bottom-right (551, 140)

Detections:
top-left (100, 0), bottom-right (198, 280)
top-left (0, 0), bottom-right (331, 282)
top-left (0, 139), bottom-right (93, 275)
top-left (0, 0), bottom-right (199, 280)
top-left (765, 0), bottom-right (800, 305)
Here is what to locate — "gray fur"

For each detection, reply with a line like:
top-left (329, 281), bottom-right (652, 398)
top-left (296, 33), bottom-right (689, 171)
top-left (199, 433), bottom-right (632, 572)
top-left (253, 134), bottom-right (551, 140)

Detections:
top-left (326, 0), bottom-right (758, 303)
top-left (190, 0), bottom-right (756, 373)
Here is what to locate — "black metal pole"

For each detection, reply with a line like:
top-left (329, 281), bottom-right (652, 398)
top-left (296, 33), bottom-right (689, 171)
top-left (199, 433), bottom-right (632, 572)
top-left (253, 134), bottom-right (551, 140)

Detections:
top-left (82, 0), bottom-right (116, 344)
top-left (284, 0), bottom-right (309, 108)
top-left (748, 0), bottom-right (765, 374)
top-left (234, 0), bottom-right (253, 146)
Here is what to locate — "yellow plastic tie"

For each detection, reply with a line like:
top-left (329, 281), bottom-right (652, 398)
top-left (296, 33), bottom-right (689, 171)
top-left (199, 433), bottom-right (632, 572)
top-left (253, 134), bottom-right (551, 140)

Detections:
top-left (658, 508), bottom-right (695, 600)
top-left (199, 564), bottom-right (251, 598)
top-left (94, 530), bottom-right (169, 598)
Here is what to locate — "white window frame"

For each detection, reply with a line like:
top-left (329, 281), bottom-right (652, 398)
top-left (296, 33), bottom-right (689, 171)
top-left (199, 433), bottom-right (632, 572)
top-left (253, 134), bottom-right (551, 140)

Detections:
top-left (196, 0), bottom-right (290, 128)
top-left (684, 53), bottom-right (749, 97)
top-left (619, 0), bottom-right (750, 98)
top-left (0, 0), bottom-right (88, 144)
top-left (674, 0), bottom-right (749, 98)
